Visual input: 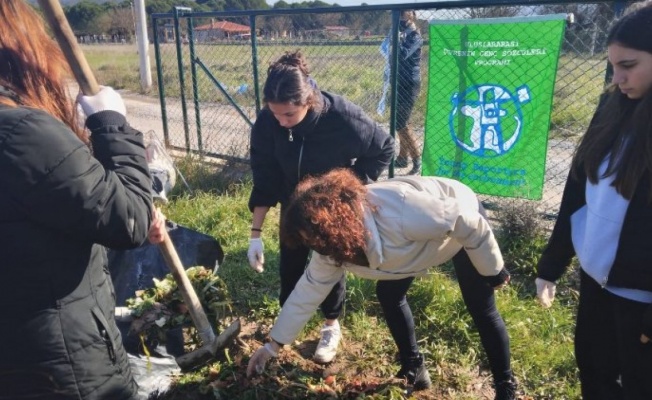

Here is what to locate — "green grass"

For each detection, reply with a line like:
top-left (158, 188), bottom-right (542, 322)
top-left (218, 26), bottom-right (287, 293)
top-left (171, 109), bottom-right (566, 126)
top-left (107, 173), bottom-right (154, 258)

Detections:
top-left (151, 161), bottom-right (581, 399)
top-left (83, 43), bottom-right (588, 398)
top-left (84, 43), bottom-right (601, 136)
top-left (84, 44), bottom-right (149, 92)
top-left (84, 43), bottom-right (396, 127)
top-left (550, 54), bottom-right (606, 138)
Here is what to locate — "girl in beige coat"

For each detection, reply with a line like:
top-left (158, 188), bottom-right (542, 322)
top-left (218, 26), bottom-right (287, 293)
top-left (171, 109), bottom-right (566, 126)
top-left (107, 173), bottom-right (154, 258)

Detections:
top-left (247, 169), bottom-right (516, 399)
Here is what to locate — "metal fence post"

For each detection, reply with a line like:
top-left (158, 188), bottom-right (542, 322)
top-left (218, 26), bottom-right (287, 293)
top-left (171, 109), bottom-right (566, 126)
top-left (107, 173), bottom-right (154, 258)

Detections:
top-left (389, 9), bottom-right (400, 178)
top-left (250, 15), bottom-right (262, 115)
top-left (173, 6), bottom-right (191, 153)
top-left (152, 16), bottom-right (170, 146)
top-left (187, 14), bottom-right (203, 154)
top-left (150, 1), bottom-right (617, 218)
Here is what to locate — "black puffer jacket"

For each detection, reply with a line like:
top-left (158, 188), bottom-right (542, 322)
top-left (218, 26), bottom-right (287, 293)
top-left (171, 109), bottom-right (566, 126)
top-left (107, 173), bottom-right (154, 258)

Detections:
top-left (398, 25), bottom-right (422, 84)
top-left (249, 91), bottom-right (395, 210)
top-left (538, 165), bottom-right (652, 291)
top-left (0, 106), bottom-right (152, 400)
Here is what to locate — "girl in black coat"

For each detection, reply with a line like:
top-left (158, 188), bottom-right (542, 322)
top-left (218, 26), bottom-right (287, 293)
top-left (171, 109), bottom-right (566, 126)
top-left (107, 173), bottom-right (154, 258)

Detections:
top-left (0, 2), bottom-right (163, 399)
top-left (394, 10), bottom-right (423, 175)
top-left (247, 50), bottom-right (395, 364)
top-left (536, 3), bottom-right (652, 399)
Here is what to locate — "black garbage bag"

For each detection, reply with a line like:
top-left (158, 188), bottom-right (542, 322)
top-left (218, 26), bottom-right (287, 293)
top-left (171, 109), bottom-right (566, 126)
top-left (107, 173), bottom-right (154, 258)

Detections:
top-left (108, 220), bottom-right (224, 307)
top-left (108, 221), bottom-right (224, 357)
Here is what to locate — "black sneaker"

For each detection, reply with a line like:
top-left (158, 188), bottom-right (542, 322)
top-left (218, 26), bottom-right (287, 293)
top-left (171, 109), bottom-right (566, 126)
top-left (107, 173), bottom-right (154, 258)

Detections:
top-left (407, 159), bottom-right (421, 175)
top-left (394, 156), bottom-right (408, 168)
top-left (397, 362), bottom-right (431, 390)
top-left (494, 379), bottom-right (517, 400)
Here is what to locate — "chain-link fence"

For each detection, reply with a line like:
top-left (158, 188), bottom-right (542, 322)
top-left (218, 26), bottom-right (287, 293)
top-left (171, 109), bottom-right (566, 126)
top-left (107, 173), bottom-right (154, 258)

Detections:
top-left (151, 1), bottom-right (628, 218)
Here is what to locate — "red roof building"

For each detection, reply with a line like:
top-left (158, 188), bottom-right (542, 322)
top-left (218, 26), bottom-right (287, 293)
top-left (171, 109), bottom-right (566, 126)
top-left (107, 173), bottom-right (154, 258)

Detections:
top-left (194, 19), bottom-right (251, 42)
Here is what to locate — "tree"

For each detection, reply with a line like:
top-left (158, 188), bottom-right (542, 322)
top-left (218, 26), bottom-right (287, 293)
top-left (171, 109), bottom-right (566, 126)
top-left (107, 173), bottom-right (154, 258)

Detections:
top-left (304, 0), bottom-right (332, 7)
top-left (106, 7), bottom-right (136, 38)
top-left (224, 0), bottom-right (269, 11)
top-left (337, 10), bottom-right (365, 35)
top-left (265, 14), bottom-right (292, 38)
top-left (356, 9), bottom-right (390, 36)
top-left (145, 0), bottom-right (202, 14)
top-left (466, 6), bottom-right (521, 19)
top-left (538, 3), bottom-right (614, 56)
top-left (272, 0), bottom-right (291, 9)
top-left (146, 0), bottom-right (175, 14)
top-left (65, 0), bottom-right (104, 34)
top-left (196, 0), bottom-right (226, 11)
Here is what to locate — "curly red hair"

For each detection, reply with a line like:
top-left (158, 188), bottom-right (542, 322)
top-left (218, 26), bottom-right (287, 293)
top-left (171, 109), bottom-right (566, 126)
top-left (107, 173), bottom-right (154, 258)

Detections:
top-left (281, 169), bottom-right (368, 265)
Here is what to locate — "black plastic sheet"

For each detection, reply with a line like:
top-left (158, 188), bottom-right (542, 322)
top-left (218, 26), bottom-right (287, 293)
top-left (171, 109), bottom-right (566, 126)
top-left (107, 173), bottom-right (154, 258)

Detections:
top-left (109, 221), bottom-right (223, 358)
top-left (107, 221), bottom-right (224, 307)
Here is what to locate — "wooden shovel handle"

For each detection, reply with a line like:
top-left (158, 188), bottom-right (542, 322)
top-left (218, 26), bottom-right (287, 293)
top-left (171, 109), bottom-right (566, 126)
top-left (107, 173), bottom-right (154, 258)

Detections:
top-left (37, 0), bottom-right (99, 95)
top-left (37, 0), bottom-right (217, 348)
top-left (159, 232), bottom-right (217, 345)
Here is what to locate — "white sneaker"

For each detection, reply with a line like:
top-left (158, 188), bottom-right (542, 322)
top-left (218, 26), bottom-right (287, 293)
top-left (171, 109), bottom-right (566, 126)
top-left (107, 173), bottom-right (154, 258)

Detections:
top-left (313, 321), bottom-right (341, 364)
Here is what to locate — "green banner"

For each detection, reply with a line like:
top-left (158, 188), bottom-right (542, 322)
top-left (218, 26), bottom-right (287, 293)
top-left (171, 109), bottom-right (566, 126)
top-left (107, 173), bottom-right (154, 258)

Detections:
top-left (424, 15), bottom-right (566, 200)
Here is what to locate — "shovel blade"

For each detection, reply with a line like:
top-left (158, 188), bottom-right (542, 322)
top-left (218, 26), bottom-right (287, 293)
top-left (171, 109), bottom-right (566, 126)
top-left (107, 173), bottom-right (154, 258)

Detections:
top-left (175, 319), bottom-right (241, 371)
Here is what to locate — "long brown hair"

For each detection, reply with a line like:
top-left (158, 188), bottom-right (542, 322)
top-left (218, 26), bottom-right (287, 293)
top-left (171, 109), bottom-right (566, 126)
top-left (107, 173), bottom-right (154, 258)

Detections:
top-left (281, 169), bottom-right (368, 265)
top-left (572, 3), bottom-right (652, 200)
top-left (0, 1), bottom-right (85, 142)
top-left (263, 49), bottom-right (323, 113)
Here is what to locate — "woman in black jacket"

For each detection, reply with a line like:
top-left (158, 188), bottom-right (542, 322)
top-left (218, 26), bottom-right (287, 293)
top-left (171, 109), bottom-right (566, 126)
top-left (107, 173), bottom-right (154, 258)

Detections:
top-left (536, 3), bottom-right (652, 399)
top-left (247, 50), bottom-right (395, 364)
top-left (394, 10), bottom-right (423, 175)
top-left (0, 1), bottom-right (161, 399)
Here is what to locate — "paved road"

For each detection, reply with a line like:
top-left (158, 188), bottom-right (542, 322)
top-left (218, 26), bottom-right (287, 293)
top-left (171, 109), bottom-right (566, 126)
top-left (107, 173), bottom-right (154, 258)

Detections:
top-left (120, 89), bottom-right (255, 162)
top-left (69, 82), bottom-right (253, 161)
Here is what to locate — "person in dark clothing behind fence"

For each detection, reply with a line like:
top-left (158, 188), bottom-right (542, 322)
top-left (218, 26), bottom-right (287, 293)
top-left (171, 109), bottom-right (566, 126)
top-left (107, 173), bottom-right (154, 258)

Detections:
top-left (0, 1), bottom-right (165, 399)
top-left (394, 9), bottom-right (423, 176)
top-left (535, 2), bottom-right (652, 399)
top-left (247, 50), bottom-right (395, 364)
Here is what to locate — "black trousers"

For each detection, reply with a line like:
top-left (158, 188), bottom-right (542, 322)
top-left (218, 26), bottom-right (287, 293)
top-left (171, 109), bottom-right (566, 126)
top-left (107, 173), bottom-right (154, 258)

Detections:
top-left (375, 249), bottom-right (512, 383)
top-left (396, 78), bottom-right (421, 131)
top-left (278, 241), bottom-right (345, 320)
top-left (575, 269), bottom-right (652, 400)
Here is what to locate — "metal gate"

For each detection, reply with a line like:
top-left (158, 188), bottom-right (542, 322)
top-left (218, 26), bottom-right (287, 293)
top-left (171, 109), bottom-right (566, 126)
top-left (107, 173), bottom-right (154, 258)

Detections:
top-left (152, 0), bottom-right (626, 217)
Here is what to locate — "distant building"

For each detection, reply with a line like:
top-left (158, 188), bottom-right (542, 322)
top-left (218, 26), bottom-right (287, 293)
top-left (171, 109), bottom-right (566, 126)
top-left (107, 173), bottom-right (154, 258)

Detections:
top-left (194, 19), bottom-right (251, 42)
top-left (303, 25), bottom-right (351, 39)
top-left (156, 22), bottom-right (175, 43)
top-left (324, 26), bottom-right (350, 37)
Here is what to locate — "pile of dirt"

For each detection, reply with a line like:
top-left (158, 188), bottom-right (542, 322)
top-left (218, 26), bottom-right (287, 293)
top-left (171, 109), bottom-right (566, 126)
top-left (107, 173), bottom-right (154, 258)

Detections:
top-left (147, 320), bottom-right (530, 400)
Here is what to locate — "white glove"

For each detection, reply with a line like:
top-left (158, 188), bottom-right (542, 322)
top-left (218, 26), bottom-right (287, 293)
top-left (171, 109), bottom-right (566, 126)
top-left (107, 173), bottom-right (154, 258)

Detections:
top-left (535, 278), bottom-right (556, 308)
top-left (247, 238), bottom-right (265, 273)
top-left (246, 342), bottom-right (278, 377)
top-left (77, 86), bottom-right (127, 117)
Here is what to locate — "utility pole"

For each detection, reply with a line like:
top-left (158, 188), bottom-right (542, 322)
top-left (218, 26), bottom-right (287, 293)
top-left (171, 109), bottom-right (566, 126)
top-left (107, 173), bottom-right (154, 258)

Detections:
top-left (134, 0), bottom-right (152, 92)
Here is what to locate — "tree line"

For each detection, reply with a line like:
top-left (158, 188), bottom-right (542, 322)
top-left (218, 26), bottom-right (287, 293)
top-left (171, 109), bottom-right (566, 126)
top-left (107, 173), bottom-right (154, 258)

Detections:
top-left (39, 0), bottom-right (617, 51)
top-left (56, 0), bottom-right (385, 39)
